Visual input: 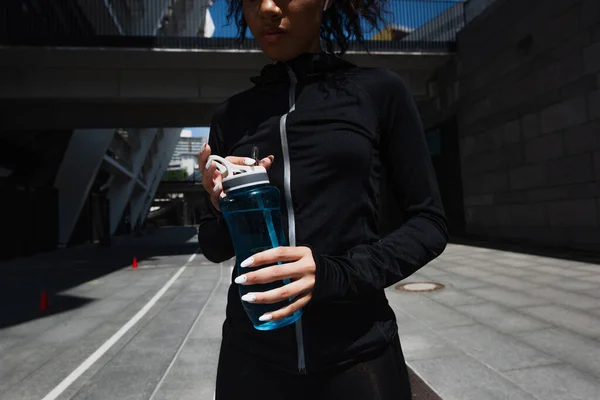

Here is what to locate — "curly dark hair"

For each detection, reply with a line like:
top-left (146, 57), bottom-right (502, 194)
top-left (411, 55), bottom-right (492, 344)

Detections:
top-left (226, 0), bottom-right (388, 54)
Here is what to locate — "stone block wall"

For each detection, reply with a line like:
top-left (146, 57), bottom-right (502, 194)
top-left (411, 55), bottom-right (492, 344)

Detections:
top-left (456, 0), bottom-right (600, 250)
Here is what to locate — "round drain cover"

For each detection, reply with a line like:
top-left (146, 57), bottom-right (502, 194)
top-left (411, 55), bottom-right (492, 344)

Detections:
top-left (395, 282), bottom-right (444, 293)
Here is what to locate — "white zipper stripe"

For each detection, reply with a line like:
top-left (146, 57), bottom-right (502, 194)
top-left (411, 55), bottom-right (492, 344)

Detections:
top-left (279, 66), bottom-right (306, 373)
top-left (279, 113), bottom-right (296, 247)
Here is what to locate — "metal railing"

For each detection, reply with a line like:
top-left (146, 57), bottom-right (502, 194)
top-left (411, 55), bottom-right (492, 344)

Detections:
top-left (1, 0), bottom-right (466, 52)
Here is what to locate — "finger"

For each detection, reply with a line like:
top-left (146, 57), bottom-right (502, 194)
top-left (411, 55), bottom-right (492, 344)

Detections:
top-left (235, 261), bottom-right (303, 285)
top-left (260, 294), bottom-right (311, 322)
top-left (198, 143), bottom-right (211, 172)
top-left (202, 170), bottom-right (213, 192)
top-left (240, 246), bottom-right (307, 269)
top-left (211, 173), bottom-right (224, 210)
top-left (202, 160), bottom-right (223, 210)
top-left (211, 171), bottom-right (223, 193)
top-left (225, 156), bottom-right (257, 166)
top-left (258, 155), bottom-right (275, 170)
top-left (202, 159), bottom-right (218, 192)
top-left (203, 155), bottom-right (217, 173)
top-left (241, 278), bottom-right (311, 305)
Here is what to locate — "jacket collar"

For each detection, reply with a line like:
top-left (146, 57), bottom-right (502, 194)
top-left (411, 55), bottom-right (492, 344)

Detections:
top-left (251, 52), bottom-right (355, 86)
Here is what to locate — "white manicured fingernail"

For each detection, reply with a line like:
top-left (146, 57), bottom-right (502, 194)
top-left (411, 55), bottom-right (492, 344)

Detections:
top-left (259, 314), bottom-right (272, 322)
top-left (244, 157), bottom-right (256, 165)
top-left (240, 257), bottom-right (254, 268)
top-left (213, 183), bottom-right (220, 192)
top-left (205, 160), bottom-right (212, 170)
top-left (200, 143), bottom-right (206, 153)
top-left (234, 275), bottom-right (247, 284)
top-left (241, 294), bottom-right (256, 302)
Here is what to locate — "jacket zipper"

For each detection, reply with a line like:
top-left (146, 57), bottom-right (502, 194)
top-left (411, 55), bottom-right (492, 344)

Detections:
top-left (279, 65), bottom-right (306, 374)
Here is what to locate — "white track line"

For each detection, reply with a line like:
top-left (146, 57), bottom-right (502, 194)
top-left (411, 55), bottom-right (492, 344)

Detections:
top-left (148, 262), bottom-right (223, 400)
top-left (41, 250), bottom-right (200, 400)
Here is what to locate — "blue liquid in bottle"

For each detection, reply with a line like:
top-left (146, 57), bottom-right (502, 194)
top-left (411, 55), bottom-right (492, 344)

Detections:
top-left (212, 155), bottom-right (302, 331)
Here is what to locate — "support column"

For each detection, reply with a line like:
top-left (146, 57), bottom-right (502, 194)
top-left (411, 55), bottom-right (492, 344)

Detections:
top-left (54, 129), bottom-right (114, 246)
top-left (131, 128), bottom-right (180, 228)
top-left (107, 129), bottom-right (157, 234)
top-left (75, 0), bottom-right (124, 34)
top-left (129, 0), bottom-right (169, 35)
top-left (182, 198), bottom-right (189, 226)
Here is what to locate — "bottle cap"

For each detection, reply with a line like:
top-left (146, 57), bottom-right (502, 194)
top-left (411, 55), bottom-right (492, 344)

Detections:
top-left (207, 155), bottom-right (270, 193)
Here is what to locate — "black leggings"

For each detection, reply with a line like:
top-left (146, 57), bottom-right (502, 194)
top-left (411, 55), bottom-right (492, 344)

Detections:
top-left (215, 335), bottom-right (413, 400)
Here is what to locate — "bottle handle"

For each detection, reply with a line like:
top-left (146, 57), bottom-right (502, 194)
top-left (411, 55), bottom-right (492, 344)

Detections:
top-left (207, 155), bottom-right (259, 179)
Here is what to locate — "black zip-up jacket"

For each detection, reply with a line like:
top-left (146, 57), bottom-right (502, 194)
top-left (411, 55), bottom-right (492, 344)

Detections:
top-left (198, 52), bottom-right (448, 374)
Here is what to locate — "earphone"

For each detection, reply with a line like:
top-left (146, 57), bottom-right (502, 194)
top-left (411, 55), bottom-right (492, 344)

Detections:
top-left (323, 0), bottom-right (330, 11)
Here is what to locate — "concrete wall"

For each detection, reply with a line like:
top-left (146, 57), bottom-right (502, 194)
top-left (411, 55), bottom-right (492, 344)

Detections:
top-left (457, 0), bottom-right (600, 250)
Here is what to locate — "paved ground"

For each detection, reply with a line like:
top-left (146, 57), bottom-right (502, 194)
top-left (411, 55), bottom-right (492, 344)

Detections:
top-left (0, 227), bottom-right (599, 399)
top-left (0, 227), bottom-right (226, 400)
top-left (389, 242), bottom-right (600, 400)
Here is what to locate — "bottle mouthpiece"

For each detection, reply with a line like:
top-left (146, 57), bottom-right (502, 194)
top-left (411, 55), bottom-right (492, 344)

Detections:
top-left (207, 155), bottom-right (270, 192)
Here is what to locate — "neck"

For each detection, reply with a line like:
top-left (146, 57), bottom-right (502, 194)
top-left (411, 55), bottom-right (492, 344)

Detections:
top-left (307, 38), bottom-right (322, 54)
top-left (269, 38), bottom-right (322, 64)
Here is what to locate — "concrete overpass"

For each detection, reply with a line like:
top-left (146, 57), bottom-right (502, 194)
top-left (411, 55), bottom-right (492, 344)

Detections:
top-left (0, 46), bottom-right (452, 130)
top-left (0, 0), bottom-right (465, 260)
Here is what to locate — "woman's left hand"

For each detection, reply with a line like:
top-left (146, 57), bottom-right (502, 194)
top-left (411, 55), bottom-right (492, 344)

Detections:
top-left (234, 246), bottom-right (316, 322)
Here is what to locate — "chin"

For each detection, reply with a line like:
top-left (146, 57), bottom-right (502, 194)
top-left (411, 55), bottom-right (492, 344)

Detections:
top-left (260, 43), bottom-right (301, 62)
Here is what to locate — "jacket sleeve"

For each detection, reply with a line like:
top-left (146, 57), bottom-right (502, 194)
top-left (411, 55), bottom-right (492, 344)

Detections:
top-left (197, 110), bottom-right (235, 263)
top-left (311, 71), bottom-right (449, 303)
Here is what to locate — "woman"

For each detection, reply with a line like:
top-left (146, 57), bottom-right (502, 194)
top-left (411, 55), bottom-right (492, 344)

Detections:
top-left (197, 0), bottom-right (448, 397)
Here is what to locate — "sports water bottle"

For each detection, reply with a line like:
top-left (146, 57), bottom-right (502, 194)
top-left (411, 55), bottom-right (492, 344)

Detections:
top-left (207, 154), bottom-right (302, 331)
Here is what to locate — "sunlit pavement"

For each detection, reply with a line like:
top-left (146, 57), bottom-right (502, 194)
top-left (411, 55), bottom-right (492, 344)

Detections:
top-left (388, 243), bottom-right (600, 400)
top-left (1, 228), bottom-right (599, 399)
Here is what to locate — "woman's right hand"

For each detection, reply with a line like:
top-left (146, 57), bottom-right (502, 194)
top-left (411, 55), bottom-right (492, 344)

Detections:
top-left (198, 144), bottom-right (274, 211)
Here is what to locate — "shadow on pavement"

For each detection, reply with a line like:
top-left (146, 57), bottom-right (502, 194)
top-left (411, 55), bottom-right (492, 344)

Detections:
top-left (450, 235), bottom-right (600, 265)
top-left (0, 226), bottom-right (201, 330)
top-left (409, 367), bottom-right (442, 400)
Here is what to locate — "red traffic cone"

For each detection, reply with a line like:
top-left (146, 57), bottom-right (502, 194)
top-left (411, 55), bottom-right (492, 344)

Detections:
top-left (132, 257), bottom-right (138, 269)
top-left (39, 291), bottom-right (48, 312)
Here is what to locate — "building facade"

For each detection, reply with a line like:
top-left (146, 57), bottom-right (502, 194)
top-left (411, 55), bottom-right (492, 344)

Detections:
top-left (168, 136), bottom-right (207, 178)
top-left (422, 0), bottom-right (600, 251)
